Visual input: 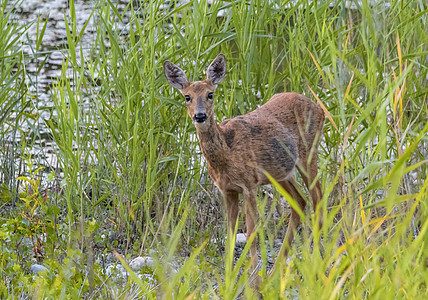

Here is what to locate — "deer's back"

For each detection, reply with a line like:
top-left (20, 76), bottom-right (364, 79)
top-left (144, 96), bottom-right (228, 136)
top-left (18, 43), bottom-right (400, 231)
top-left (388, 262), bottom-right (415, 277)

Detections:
top-left (217, 92), bottom-right (324, 187)
top-left (244, 92), bottom-right (324, 153)
top-left (254, 92), bottom-right (324, 136)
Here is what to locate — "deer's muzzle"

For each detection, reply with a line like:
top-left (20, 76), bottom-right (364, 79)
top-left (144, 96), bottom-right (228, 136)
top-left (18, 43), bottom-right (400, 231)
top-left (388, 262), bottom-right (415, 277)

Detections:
top-left (194, 113), bottom-right (208, 123)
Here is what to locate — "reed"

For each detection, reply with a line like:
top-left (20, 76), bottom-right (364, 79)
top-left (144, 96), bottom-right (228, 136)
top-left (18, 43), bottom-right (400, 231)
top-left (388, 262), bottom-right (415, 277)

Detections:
top-left (0, 0), bottom-right (427, 298)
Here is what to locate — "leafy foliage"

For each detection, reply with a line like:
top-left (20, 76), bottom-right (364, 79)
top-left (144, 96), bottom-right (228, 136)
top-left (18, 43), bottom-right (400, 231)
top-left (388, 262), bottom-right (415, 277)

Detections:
top-left (0, 0), bottom-right (427, 298)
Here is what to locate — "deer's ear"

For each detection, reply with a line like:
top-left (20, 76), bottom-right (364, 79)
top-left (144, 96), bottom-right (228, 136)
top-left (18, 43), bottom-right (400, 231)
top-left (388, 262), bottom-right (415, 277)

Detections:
top-left (164, 61), bottom-right (189, 90)
top-left (206, 53), bottom-right (226, 85)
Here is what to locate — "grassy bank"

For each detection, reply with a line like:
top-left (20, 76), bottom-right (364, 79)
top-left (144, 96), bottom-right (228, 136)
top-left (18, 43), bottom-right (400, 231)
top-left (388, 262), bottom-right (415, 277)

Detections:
top-left (1, 0), bottom-right (427, 298)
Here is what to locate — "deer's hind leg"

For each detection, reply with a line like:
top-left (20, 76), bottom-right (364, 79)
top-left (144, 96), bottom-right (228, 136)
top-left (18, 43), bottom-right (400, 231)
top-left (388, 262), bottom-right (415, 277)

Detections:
top-left (270, 178), bottom-right (306, 275)
top-left (297, 151), bottom-right (323, 229)
top-left (296, 107), bottom-right (323, 229)
top-left (278, 179), bottom-right (307, 257)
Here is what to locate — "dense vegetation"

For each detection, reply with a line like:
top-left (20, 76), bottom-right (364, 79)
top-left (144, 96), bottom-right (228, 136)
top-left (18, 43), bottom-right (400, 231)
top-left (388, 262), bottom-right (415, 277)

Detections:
top-left (1, 0), bottom-right (427, 298)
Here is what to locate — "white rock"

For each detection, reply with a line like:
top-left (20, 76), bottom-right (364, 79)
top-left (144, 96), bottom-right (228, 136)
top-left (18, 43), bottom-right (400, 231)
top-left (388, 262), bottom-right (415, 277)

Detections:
top-left (129, 256), bottom-right (154, 271)
top-left (30, 264), bottom-right (48, 274)
top-left (105, 264), bottom-right (125, 276)
top-left (213, 233), bottom-right (248, 245)
top-left (235, 233), bottom-right (247, 245)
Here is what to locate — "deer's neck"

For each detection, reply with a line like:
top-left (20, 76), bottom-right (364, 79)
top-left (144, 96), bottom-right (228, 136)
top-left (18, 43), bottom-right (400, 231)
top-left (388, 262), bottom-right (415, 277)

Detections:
top-left (196, 116), bottom-right (228, 168)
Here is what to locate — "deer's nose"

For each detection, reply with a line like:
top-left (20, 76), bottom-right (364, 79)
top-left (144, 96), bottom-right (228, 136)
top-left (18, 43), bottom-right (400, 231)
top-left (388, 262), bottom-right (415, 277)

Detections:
top-left (194, 113), bottom-right (207, 123)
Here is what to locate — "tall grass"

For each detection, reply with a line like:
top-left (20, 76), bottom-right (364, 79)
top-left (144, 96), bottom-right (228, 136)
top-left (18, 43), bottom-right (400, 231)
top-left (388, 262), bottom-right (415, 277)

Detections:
top-left (1, 0), bottom-right (427, 298)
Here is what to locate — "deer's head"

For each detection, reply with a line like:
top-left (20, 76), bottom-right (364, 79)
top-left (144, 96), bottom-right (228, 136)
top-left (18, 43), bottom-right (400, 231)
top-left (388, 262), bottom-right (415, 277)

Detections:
top-left (164, 54), bottom-right (226, 129)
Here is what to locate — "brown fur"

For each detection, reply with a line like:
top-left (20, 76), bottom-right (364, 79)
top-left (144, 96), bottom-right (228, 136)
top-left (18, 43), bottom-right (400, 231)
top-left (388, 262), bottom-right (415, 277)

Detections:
top-left (164, 54), bottom-right (325, 286)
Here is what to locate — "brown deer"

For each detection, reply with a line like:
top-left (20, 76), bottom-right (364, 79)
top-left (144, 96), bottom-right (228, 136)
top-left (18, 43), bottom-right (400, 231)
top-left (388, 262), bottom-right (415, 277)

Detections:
top-left (164, 53), bottom-right (324, 282)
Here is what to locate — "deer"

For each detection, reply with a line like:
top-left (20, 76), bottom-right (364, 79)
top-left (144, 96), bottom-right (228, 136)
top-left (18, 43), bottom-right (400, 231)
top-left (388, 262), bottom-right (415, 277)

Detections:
top-left (163, 53), bottom-right (325, 286)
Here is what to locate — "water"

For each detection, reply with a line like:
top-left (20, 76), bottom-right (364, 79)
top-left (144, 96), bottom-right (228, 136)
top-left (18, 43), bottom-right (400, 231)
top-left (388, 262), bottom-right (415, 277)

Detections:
top-left (15, 0), bottom-right (97, 98)
top-left (4, 0), bottom-right (118, 170)
top-left (4, 0), bottom-right (220, 173)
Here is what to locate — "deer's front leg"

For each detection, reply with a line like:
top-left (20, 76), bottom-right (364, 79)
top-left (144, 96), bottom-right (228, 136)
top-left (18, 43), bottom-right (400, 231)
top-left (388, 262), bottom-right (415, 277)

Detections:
top-left (223, 190), bottom-right (240, 237)
top-left (244, 189), bottom-right (259, 271)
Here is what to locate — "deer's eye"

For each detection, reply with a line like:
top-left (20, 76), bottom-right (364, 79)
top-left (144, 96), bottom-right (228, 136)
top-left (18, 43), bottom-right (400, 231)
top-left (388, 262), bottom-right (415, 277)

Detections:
top-left (207, 92), bottom-right (213, 100)
top-left (184, 95), bottom-right (191, 102)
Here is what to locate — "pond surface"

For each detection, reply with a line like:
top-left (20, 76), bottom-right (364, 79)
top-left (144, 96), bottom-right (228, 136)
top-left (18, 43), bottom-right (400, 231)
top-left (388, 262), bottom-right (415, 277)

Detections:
top-left (6, 0), bottom-right (216, 174)
top-left (6, 0), bottom-right (131, 170)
